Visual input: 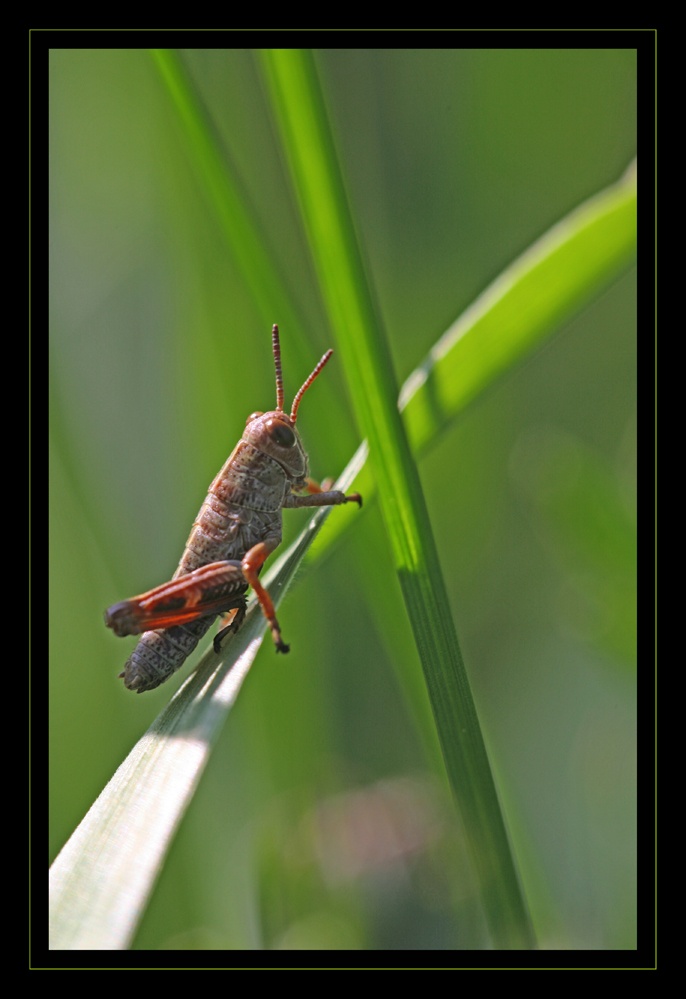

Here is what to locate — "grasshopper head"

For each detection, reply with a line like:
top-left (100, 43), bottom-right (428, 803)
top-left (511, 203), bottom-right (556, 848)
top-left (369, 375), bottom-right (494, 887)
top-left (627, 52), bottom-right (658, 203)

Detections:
top-left (241, 325), bottom-right (334, 481)
top-left (242, 409), bottom-right (308, 480)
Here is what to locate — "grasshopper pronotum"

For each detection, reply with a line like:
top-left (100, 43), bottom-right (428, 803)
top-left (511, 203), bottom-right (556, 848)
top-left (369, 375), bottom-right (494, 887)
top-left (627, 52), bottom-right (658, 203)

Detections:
top-left (105, 324), bottom-right (362, 693)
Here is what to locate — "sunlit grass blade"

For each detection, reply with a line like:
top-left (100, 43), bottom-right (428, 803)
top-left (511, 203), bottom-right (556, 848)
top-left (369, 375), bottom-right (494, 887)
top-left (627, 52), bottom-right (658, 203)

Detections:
top-left (311, 160), bottom-right (637, 559)
top-left (402, 161), bottom-right (637, 454)
top-left (48, 492), bottom-right (349, 951)
top-left (259, 48), bottom-right (538, 949)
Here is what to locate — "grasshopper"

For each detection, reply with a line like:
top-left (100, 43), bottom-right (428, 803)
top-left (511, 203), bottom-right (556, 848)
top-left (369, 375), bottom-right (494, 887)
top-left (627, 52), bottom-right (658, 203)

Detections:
top-left (105, 324), bottom-right (362, 693)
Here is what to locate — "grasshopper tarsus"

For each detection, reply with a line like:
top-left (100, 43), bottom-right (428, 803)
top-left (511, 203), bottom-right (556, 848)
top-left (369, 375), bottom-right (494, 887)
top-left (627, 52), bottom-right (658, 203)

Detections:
top-left (108, 324), bottom-right (362, 692)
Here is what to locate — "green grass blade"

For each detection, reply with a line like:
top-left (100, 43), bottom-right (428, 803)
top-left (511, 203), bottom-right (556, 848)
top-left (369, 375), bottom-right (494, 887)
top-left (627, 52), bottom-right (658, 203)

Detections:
top-left (150, 49), bottom-right (338, 387)
top-left (150, 49), bottom-right (294, 334)
top-left (48, 494), bottom-right (346, 951)
top-left (403, 161), bottom-right (637, 454)
top-left (259, 48), bottom-right (537, 949)
top-left (312, 161), bottom-right (637, 559)
top-left (148, 48), bottom-right (355, 447)
top-left (49, 634), bottom-right (262, 950)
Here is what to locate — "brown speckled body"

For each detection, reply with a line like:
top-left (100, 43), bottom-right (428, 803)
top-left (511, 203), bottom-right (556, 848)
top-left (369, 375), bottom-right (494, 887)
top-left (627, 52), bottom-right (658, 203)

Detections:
top-left (108, 325), bottom-right (362, 693)
top-left (121, 437), bottom-right (298, 692)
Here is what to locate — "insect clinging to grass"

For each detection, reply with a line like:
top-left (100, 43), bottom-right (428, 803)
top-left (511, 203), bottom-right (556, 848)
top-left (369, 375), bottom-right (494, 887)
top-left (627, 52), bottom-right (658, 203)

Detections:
top-left (105, 324), bottom-right (362, 693)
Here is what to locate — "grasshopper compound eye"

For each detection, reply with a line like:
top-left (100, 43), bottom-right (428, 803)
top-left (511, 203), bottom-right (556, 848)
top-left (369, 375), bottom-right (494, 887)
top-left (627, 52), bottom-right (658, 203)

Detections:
top-left (266, 419), bottom-right (296, 448)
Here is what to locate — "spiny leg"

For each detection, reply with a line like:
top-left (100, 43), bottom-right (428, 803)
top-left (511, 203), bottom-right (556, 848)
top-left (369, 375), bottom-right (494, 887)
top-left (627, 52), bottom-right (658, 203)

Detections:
top-left (285, 484), bottom-right (363, 509)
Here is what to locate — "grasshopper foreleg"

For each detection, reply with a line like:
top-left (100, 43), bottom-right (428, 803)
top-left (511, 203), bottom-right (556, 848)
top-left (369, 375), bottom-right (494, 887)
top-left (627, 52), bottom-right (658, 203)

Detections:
top-left (242, 487), bottom-right (362, 654)
top-left (285, 485), bottom-right (363, 510)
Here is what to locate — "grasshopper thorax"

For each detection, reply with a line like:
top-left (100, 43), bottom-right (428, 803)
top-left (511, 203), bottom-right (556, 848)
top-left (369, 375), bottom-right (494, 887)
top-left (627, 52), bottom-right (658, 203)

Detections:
top-left (240, 324), bottom-right (334, 482)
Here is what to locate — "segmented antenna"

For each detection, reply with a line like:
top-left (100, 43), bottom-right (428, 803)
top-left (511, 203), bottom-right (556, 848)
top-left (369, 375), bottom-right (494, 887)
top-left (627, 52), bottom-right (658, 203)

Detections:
top-left (272, 324), bottom-right (285, 412)
top-left (290, 349), bottom-right (334, 423)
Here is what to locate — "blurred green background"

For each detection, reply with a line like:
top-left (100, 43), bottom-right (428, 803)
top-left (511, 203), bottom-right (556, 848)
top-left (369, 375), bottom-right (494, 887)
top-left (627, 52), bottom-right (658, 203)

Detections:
top-left (49, 48), bottom-right (637, 951)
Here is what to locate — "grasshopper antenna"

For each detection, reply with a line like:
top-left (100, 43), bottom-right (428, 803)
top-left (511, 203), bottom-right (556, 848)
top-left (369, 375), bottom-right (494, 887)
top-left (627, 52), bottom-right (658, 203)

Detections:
top-left (290, 348), bottom-right (334, 423)
top-left (272, 324), bottom-right (285, 412)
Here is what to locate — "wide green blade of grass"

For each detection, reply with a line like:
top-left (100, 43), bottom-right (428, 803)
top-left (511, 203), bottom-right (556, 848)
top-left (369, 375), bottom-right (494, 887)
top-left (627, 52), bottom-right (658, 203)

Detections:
top-left (260, 48), bottom-right (538, 950)
top-left (312, 159), bottom-right (637, 560)
top-left (48, 450), bottom-right (366, 951)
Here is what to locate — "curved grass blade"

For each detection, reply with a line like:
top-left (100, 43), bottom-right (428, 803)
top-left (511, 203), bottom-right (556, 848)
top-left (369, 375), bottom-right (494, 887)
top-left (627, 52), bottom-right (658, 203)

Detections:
top-left (313, 159), bottom-right (638, 559)
top-left (48, 490), bottom-right (348, 951)
top-left (260, 49), bottom-right (542, 950)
